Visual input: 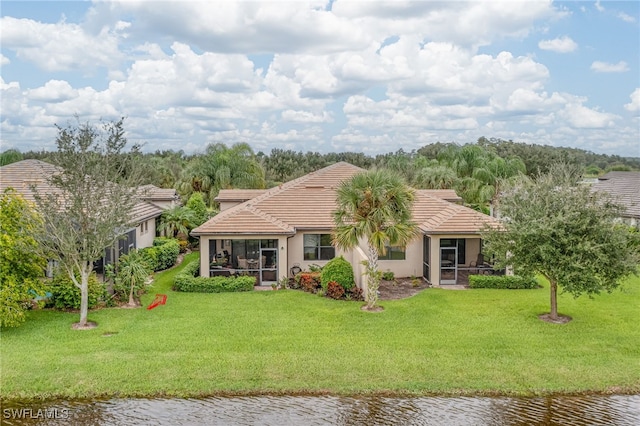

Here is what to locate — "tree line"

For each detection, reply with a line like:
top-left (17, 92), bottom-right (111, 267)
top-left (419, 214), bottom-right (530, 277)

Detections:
top-left (3, 136), bottom-right (639, 213)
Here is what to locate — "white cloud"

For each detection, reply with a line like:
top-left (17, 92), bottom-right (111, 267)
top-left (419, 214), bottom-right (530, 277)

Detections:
top-left (562, 100), bottom-right (618, 129)
top-left (624, 88), bottom-right (640, 113)
top-left (26, 80), bottom-right (77, 102)
top-left (281, 109), bottom-right (333, 123)
top-left (595, 1), bottom-right (605, 12)
top-left (0, 17), bottom-right (124, 72)
top-left (617, 12), bottom-right (637, 23)
top-left (538, 36), bottom-right (578, 53)
top-left (590, 61), bottom-right (629, 73)
top-left (0, 54), bottom-right (9, 66)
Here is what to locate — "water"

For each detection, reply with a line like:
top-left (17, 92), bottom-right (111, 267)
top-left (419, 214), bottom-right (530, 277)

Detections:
top-left (2, 394), bottom-right (639, 425)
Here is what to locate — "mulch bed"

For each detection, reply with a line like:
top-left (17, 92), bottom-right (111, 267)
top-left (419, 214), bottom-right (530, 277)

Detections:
top-left (378, 278), bottom-right (430, 300)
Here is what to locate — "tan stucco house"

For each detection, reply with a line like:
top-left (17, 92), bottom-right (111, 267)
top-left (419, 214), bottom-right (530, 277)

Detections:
top-left (192, 162), bottom-right (501, 288)
top-left (0, 159), bottom-right (179, 270)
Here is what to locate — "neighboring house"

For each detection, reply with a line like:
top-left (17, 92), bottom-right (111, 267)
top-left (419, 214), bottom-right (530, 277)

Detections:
top-left (0, 159), bottom-right (177, 271)
top-left (192, 162), bottom-right (501, 288)
top-left (591, 171), bottom-right (640, 227)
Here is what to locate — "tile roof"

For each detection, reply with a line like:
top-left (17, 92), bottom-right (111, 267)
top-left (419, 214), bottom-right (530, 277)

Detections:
top-left (591, 171), bottom-right (640, 219)
top-left (416, 189), bottom-right (462, 203)
top-left (215, 189), bottom-right (268, 203)
top-left (139, 184), bottom-right (180, 201)
top-left (0, 159), bottom-right (163, 224)
top-left (0, 159), bottom-right (63, 203)
top-left (192, 162), bottom-right (500, 236)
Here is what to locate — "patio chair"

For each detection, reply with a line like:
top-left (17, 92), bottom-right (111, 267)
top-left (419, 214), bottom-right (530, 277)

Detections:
top-left (237, 255), bottom-right (248, 269)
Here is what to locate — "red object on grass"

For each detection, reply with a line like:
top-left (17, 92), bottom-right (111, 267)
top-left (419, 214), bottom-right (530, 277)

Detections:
top-left (147, 294), bottom-right (167, 310)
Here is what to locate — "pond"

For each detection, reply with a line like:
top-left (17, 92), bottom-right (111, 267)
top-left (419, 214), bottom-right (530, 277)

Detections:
top-left (2, 394), bottom-right (639, 425)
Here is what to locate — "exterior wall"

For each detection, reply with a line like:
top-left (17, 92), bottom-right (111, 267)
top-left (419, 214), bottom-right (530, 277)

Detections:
top-left (136, 218), bottom-right (157, 249)
top-left (198, 231), bottom-right (486, 287)
top-left (287, 232), bottom-right (351, 274)
top-left (148, 199), bottom-right (178, 210)
top-left (219, 201), bottom-right (242, 212)
top-left (376, 238), bottom-right (423, 279)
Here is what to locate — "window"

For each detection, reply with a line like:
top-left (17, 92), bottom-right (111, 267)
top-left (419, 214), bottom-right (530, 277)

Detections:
top-left (379, 246), bottom-right (406, 260)
top-left (303, 234), bottom-right (335, 261)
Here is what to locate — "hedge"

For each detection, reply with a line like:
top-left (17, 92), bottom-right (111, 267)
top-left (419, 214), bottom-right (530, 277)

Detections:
top-left (468, 275), bottom-right (539, 289)
top-left (140, 238), bottom-right (180, 272)
top-left (173, 260), bottom-right (255, 293)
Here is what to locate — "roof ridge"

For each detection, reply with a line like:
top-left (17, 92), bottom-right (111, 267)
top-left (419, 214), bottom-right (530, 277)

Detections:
top-left (245, 161), bottom-right (362, 205)
top-left (245, 204), bottom-right (295, 233)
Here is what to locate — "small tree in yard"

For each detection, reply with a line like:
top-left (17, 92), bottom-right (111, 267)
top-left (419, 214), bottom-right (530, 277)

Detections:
top-left (113, 250), bottom-right (151, 307)
top-left (0, 189), bottom-right (46, 327)
top-left (482, 163), bottom-right (640, 323)
top-left (33, 117), bottom-right (143, 329)
top-left (333, 169), bottom-right (419, 310)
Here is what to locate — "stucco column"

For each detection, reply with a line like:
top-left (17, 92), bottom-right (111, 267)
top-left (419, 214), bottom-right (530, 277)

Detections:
top-left (430, 236), bottom-right (440, 286)
top-left (200, 237), bottom-right (210, 277)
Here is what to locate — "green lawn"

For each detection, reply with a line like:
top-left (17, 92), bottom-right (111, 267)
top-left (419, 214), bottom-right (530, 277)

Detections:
top-left (2, 253), bottom-right (639, 401)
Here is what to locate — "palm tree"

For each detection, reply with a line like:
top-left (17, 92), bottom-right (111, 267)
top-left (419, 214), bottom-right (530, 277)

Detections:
top-left (333, 169), bottom-right (420, 310)
top-left (158, 206), bottom-right (196, 239)
top-left (413, 161), bottom-right (458, 189)
top-left (116, 250), bottom-right (151, 307)
top-left (176, 143), bottom-right (266, 207)
top-left (436, 144), bottom-right (525, 214)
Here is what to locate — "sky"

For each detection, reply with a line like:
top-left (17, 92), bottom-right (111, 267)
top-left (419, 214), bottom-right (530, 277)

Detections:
top-left (1, 1), bottom-right (639, 157)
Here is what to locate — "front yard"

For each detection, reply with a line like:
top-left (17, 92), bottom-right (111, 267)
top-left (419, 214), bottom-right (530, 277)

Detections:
top-left (1, 252), bottom-right (638, 400)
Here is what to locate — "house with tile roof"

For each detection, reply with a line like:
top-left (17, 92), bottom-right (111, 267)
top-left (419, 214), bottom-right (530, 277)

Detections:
top-left (591, 171), bottom-right (640, 227)
top-left (0, 159), bottom-right (179, 269)
top-left (192, 162), bottom-right (502, 288)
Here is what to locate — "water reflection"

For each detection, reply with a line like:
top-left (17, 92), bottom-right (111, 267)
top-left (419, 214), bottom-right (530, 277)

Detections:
top-left (2, 394), bottom-right (639, 425)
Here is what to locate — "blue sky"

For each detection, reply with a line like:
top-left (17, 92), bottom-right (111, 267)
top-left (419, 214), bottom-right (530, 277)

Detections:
top-left (1, 1), bottom-right (638, 157)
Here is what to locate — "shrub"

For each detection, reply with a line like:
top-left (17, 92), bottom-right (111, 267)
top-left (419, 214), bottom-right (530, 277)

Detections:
top-left (346, 287), bottom-right (364, 301)
top-left (326, 281), bottom-right (346, 299)
top-left (297, 272), bottom-right (321, 293)
top-left (177, 239), bottom-right (189, 253)
top-left (173, 260), bottom-right (255, 293)
top-left (320, 256), bottom-right (355, 291)
top-left (140, 238), bottom-right (180, 271)
top-left (469, 275), bottom-right (539, 289)
top-left (382, 270), bottom-right (395, 281)
top-left (47, 272), bottom-right (105, 310)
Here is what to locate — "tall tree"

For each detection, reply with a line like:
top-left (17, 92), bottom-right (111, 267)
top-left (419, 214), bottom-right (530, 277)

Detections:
top-left (32, 117), bottom-right (143, 328)
top-left (482, 163), bottom-right (640, 322)
top-left (0, 189), bottom-right (46, 327)
top-left (436, 144), bottom-right (525, 213)
top-left (158, 206), bottom-right (196, 239)
top-left (333, 169), bottom-right (419, 310)
top-left (177, 142), bottom-right (265, 206)
top-left (0, 149), bottom-right (23, 166)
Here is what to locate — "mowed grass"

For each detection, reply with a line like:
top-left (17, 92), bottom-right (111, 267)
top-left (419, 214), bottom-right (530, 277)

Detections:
top-left (2, 252), bottom-right (639, 401)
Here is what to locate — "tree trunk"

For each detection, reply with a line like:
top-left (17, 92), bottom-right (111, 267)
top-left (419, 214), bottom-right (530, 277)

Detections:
top-left (366, 243), bottom-right (380, 309)
top-left (79, 264), bottom-right (90, 326)
top-left (549, 279), bottom-right (558, 320)
top-left (129, 278), bottom-right (135, 306)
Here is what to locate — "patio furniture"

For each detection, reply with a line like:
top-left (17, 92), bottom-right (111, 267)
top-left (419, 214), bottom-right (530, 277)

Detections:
top-left (237, 255), bottom-right (248, 269)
